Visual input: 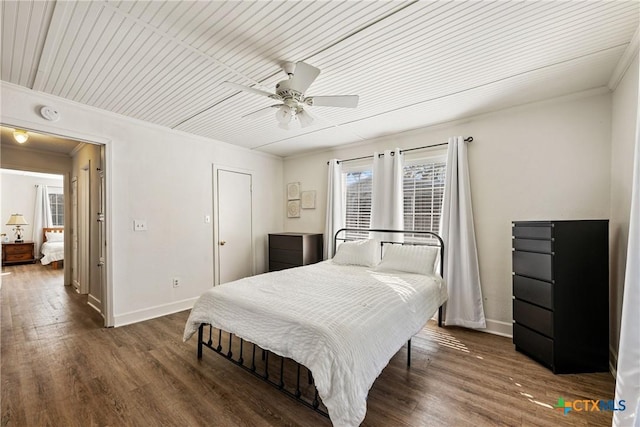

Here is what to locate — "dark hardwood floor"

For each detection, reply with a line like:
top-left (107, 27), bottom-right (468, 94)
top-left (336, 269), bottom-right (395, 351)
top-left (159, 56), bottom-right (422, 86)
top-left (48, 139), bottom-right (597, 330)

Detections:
top-left (1, 263), bottom-right (615, 426)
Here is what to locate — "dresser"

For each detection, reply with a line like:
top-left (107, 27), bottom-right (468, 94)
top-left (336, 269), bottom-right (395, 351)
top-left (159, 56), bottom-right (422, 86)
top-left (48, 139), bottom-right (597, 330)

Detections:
top-left (269, 233), bottom-right (323, 272)
top-left (512, 220), bottom-right (609, 374)
top-left (2, 241), bottom-right (36, 266)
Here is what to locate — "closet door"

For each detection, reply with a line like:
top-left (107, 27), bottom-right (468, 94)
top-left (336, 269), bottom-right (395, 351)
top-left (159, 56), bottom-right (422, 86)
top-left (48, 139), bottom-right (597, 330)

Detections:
top-left (214, 167), bottom-right (253, 285)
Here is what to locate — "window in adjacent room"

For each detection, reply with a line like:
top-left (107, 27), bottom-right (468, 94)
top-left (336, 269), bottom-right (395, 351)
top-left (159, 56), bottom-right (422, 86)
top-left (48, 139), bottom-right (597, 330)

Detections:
top-left (49, 193), bottom-right (64, 226)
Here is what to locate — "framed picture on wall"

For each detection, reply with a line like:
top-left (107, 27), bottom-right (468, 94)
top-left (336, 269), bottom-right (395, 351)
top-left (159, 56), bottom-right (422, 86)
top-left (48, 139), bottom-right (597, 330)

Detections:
top-left (301, 190), bottom-right (316, 209)
top-left (287, 182), bottom-right (300, 200)
top-left (287, 200), bottom-right (301, 218)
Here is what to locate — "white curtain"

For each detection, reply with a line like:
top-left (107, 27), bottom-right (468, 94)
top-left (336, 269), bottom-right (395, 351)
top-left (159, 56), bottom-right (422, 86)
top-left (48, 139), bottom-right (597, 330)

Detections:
top-left (613, 75), bottom-right (640, 427)
top-left (440, 136), bottom-right (486, 328)
top-left (371, 148), bottom-right (404, 241)
top-left (324, 160), bottom-right (345, 259)
top-left (33, 184), bottom-right (53, 258)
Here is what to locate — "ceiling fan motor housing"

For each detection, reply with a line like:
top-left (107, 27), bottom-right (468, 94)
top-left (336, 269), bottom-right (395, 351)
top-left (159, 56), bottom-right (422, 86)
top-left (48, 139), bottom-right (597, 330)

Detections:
top-left (275, 79), bottom-right (305, 102)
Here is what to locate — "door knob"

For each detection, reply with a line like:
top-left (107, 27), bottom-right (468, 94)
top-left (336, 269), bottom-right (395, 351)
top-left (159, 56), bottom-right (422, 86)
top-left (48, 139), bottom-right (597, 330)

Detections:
top-left (220, 240), bottom-right (226, 246)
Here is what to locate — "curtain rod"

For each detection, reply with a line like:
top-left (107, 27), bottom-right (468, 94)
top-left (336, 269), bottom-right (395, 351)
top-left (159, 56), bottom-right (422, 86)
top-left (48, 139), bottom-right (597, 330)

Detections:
top-left (328, 137), bottom-right (473, 165)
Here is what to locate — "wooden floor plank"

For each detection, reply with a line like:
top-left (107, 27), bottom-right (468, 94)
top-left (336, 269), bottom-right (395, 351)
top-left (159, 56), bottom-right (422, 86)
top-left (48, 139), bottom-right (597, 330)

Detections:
top-left (1, 263), bottom-right (615, 426)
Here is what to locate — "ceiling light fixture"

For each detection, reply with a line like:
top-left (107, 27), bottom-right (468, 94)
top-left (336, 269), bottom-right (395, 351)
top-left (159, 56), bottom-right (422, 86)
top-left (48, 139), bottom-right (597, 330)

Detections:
top-left (13, 130), bottom-right (29, 144)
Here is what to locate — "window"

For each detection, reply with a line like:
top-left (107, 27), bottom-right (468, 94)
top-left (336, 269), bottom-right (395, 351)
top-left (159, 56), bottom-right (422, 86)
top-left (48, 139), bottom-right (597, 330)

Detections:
top-left (342, 155), bottom-right (446, 239)
top-left (49, 193), bottom-right (64, 226)
top-left (403, 157), bottom-right (447, 236)
top-left (344, 169), bottom-right (372, 239)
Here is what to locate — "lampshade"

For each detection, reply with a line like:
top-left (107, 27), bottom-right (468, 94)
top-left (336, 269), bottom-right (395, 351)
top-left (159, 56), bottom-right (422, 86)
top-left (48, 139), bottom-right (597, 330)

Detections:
top-left (6, 214), bottom-right (28, 226)
top-left (13, 130), bottom-right (29, 144)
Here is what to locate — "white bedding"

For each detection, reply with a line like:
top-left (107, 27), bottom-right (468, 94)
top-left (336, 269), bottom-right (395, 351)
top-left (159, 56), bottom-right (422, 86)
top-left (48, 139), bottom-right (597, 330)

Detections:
top-left (40, 241), bottom-right (64, 265)
top-left (183, 260), bottom-right (447, 426)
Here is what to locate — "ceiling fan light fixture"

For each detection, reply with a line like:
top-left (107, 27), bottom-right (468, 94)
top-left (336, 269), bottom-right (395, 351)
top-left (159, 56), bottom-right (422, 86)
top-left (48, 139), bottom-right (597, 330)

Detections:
top-left (275, 105), bottom-right (292, 124)
top-left (297, 109), bottom-right (314, 128)
top-left (13, 129), bottom-right (29, 144)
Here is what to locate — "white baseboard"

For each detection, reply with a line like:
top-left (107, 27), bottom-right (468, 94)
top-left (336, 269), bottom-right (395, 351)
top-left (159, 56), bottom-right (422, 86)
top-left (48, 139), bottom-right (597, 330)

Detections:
top-left (114, 297), bottom-right (198, 327)
top-left (480, 318), bottom-right (513, 338)
top-left (87, 294), bottom-right (102, 314)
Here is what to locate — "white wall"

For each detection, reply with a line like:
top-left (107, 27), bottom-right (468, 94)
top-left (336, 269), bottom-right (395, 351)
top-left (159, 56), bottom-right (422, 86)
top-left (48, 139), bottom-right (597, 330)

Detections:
top-left (284, 90), bottom-right (613, 336)
top-left (1, 82), bottom-right (284, 326)
top-left (609, 52), bottom-right (639, 366)
top-left (1, 171), bottom-right (63, 242)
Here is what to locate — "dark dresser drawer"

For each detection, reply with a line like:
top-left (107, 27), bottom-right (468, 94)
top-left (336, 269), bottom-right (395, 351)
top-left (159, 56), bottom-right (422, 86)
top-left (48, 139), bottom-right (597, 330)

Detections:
top-left (269, 248), bottom-right (303, 264)
top-left (514, 323), bottom-right (553, 367)
top-left (512, 251), bottom-right (553, 281)
top-left (5, 245), bottom-right (32, 255)
top-left (7, 252), bottom-right (33, 261)
top-left (269, 234), bottom-right (301, 250)
top-left (513, 299), bottom-right (553, 338)
top-left (513, 238), bottom-right (553, 253)
top-left (513, 275), bottom-right (553, 309)
top-left (512, 225), bottom-right (552, 240)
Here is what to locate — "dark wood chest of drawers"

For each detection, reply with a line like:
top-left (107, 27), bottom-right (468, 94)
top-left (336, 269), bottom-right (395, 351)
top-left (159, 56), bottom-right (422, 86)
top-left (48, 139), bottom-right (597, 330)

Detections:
top-left (2, 241), bottom-right (36, 266)
top-left (268, 233), bottom-right (323, 272)
top-left (512, 220), bottom-right (609, 374)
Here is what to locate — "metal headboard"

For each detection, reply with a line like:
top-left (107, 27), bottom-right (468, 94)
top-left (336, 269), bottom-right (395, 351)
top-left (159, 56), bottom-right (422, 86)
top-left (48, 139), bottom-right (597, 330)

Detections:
top-left (333, 228), bottom-right (444, 276)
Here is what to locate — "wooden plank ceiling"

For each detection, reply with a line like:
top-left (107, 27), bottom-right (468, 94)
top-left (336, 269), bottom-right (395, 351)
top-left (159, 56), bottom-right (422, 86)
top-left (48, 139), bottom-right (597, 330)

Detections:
top-left (1, 1), bottom-right (638, 157)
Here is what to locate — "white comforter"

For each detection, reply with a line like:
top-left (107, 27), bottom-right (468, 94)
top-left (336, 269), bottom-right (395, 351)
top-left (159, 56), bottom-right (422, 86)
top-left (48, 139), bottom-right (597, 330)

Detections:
top-left (183, 261), bottom-right (447, 426)
top-left (40, 241), bottom-right (64, 265)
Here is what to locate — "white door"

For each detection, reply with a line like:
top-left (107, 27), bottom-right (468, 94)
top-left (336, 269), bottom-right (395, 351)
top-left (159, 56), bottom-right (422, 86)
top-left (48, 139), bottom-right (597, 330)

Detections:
top-left (215, 168), bottom-right (253, 285)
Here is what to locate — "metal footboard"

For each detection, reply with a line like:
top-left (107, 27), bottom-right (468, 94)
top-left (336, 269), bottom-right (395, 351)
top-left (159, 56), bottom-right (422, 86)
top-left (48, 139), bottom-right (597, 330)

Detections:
top-left (197, 324), bottom-right (329, 418)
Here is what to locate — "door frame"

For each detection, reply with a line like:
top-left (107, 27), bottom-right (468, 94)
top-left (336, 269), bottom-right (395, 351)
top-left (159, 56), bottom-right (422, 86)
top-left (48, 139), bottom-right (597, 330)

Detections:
top-left (212, 164), bottom-right (254, 287)
top-left (71, 177), bottom-right (79, 291)
top-left (0, 119), bottom-right (114, 327)
top-left (78, 162), bottom-right (90, 295)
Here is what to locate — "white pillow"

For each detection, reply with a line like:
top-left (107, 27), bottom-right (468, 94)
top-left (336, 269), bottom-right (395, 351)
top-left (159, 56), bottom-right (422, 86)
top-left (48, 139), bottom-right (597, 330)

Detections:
top-left (46, 231), bottom-right (64, 242)
top-left (332, 239), bottom-right (380, 267)
top-left (376, 244), bottom-right (439, 275)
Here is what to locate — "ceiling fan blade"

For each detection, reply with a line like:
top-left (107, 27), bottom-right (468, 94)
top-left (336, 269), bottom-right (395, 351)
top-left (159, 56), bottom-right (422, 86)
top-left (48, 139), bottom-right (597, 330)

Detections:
top-left (241, 104), bottom-right (283, 119)
top-left (306, 95), bottom-right (359, 108)
top-left (222, 81), bottom-right (279, 99)
top-left (288, 62), bottom-right (320, 93)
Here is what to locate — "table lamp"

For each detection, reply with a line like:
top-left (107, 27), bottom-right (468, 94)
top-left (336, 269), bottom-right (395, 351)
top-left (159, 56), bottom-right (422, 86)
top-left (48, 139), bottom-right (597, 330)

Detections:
top-left (6, 214), bottom-right (29, 243)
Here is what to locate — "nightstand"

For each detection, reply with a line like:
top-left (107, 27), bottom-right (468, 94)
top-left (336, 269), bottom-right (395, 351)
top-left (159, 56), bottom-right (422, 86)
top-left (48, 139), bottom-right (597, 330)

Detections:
top-left (2, 241), bottom-right (36, 266)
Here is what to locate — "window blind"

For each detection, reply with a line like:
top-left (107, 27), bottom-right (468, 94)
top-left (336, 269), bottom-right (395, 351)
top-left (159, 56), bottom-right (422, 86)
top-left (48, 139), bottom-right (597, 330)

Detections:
top-left (403, 159), bottom-right (446, 238)
top-left (344, 170), bottom-right (372, 240)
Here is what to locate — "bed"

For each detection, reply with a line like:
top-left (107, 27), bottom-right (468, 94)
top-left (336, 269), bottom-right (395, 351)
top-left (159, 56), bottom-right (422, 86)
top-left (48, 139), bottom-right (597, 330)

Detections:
top-left (40, 227), bottom-right (64, 269)
top-left (183, 228), bottom-right (447, 426)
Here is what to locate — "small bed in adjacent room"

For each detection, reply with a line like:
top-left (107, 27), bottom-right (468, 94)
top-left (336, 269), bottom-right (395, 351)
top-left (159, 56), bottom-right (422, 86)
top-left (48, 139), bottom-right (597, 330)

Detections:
top-left (183, 228), bottom-right (447, 426)
top-left (40, 227), bottom-right (64, 269)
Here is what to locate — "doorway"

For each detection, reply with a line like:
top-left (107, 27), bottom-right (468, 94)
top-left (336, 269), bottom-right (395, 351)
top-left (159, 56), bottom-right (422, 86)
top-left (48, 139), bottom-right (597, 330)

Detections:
top-left (213, 166), bottom-right (253, 285)
top-left (0, 125), bottom-right (111, 326)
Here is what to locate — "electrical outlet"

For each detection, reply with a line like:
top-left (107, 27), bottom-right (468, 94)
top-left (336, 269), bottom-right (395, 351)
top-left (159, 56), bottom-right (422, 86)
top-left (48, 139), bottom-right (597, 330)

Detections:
top-left (172, 277), bottom-right (180, 288)
top-left (133, 219), bottom-right (147, 231)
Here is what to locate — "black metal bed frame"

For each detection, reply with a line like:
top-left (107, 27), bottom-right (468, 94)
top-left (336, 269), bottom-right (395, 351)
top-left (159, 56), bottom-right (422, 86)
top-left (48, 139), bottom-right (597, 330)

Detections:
top-left (196, 228), bottom-right (446, 419)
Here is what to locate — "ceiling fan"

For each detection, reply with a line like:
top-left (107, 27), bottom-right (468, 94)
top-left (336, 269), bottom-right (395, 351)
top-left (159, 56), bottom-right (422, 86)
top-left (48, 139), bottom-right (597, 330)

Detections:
top-left (222, 61), bottom-right (359, 130)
